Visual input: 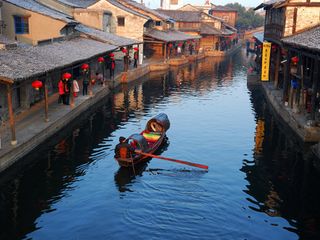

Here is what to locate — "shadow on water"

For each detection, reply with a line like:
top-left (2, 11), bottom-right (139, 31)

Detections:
top-left (244, 86), bottom-right (320, 239)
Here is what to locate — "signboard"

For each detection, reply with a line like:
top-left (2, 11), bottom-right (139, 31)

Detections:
top-left (261, 42), bottom-right (271, 81)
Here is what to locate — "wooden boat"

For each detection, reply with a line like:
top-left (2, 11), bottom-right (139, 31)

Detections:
top-left (114, 113), bottom-right (170, 167)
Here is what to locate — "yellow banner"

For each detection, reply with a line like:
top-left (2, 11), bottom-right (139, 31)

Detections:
top-left (261, 42), bottom-right (271, 81)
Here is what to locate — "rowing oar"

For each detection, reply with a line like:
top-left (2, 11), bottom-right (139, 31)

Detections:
top-left (135, 150), bottom-right (208, 170)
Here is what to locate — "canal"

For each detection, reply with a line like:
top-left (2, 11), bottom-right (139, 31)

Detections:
top-left (1, 50), bottom-right (320, 240)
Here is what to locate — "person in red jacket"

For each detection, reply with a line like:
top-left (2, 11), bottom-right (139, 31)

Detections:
top-left (58, 79), bottom-right (64, 104)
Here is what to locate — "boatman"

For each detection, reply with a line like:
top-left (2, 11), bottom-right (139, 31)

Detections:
top-left (115, 137), bottom-right (135, 158)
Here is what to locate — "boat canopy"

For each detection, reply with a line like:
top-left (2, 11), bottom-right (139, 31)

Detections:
top-left (145, 113), bottom-right (170, 132)
top-left (128, 133), bottom-right (149, 151)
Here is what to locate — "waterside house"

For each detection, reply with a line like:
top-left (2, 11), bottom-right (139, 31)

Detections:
top-left (112, 0), bottom-right (200, 60)
top-left (180, 3), bottom-right (238, 28)
top-left (157, 8), bottom-right (238, 56)
top-left (253, 0), bottom-right (320, 141)
top-left (0, 0), bottom-right (142, 145)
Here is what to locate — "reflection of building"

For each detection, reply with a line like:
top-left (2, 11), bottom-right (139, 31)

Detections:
top-left (254, 119), bottom-right (265, 154)
top-left (243, 87), bottom-right (320, 239)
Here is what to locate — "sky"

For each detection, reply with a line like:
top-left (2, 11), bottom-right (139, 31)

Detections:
top-left (144, 0), bottom-right (259, 9)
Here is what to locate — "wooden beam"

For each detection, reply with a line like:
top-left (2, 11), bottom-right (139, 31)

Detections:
top-left (292, 8), bottom-right (298, 34)
top-left (274, 48), bottom-right (281, 88)
top-left (0, 76), bottom-right (14, 85)
top-left (311, 59), bottom-right (319, 120)
top-left (6, 85), bottom-right (17, 146)
top-left (283, 50), bottom-right (292, 103)
top-left (44, 75), bottom-right (49, 122)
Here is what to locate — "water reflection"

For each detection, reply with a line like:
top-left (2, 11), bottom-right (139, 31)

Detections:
top-left (1, 52), bottom-right (320, 239)
top-left (243, 87), bottom-right (320, 239)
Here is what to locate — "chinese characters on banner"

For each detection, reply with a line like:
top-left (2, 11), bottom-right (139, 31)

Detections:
top-left (261, 42), bottom-right (271, 81)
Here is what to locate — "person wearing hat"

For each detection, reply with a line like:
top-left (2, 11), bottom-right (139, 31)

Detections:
top-left (115, 136), bottom-right (135, 158)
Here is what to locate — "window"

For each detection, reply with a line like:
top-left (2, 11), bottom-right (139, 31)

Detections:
top-left (117, 16), bottom-right (125, 27)
top-left (155, 21), bottom-right (162, 26)
top-left (14, 15), bottom-right (29, 34)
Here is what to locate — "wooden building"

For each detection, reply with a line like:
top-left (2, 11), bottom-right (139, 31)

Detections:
top-left (281, 26), bottom-right (320, 121)
top-left (157, 9), bottom-right (237, 54)
top-left (209, 5), bottom-right (238, 28)
top-left (179, 3), bottom-right (238, 28)
top-left (255, 0), bottom-right (320, 116)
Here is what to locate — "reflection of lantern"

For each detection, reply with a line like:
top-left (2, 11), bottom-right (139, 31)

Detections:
top-left (98, 57), bottom-right (104, 63)
top-left (133, 47), bottom-right (139, 51)
top-left (272, 45), bottom-right (277, 51)
top-left (32, 80), bottom-right (43, 90)
top-left (81, 63), bottom-right (89, 71)
top-left (109, 53), bottom-right (114, 57)
top-left (62, 72), bottom-right (72, 80)
top-left (291, 56), bottom-right (299, 64)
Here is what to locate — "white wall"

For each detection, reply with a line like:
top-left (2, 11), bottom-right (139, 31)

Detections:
top-left (161, 0), bottom-right (184, 10)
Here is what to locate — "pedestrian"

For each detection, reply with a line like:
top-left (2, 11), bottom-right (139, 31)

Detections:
top-left (133, 50), bottom-right (138, 68)
top-left (73, 79), bottom-right (79, 97)
top-left (83, 72), bottom-right (89, 96)
top-left (189, 44), bottom-right (193, 55)
top-left (58, 79), bottom-right (64, 104)
top-left (177, 46), bottom-right (181, 56)
top-left (124, 54), bottom-right (129, 72)
top-left (64, 79), bottom-right (71, 105)
top-left (95, 72), bottom-right (103, 85)
top-left (110, 57), bottom-right (115, 79)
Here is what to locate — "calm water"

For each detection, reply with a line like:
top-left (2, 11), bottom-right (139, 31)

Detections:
top-left (1, 50), bottom-right (320, 240)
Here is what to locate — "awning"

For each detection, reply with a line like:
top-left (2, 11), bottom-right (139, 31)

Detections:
top-left (144, 29), bottom-right (200, 43)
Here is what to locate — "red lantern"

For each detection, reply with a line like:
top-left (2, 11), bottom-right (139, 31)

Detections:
top-left (98, 57), bottom-right (104, 63)
top-left (91, 79), bottom-right (96, 85)
top-left (133, 47), bottom-right (139, 51)
top-left (109, 53), bottom-right (115, 57)
top-left (122, 48), bottom-right (127, 53)
top-left (81, 63), bottom-right (89, 71)
top-left (178, 43), bottom-right (182, 47)
top-left (168, 43), bottom-right (173, 48)
top-left (291, 56), bottom-right (299, 64)
top-left (258, 45), bottom-right (262, 49)
top-left (31, 80), bottom-right (43, 90)
top-left (62, 72), bottom-right (72, 80)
